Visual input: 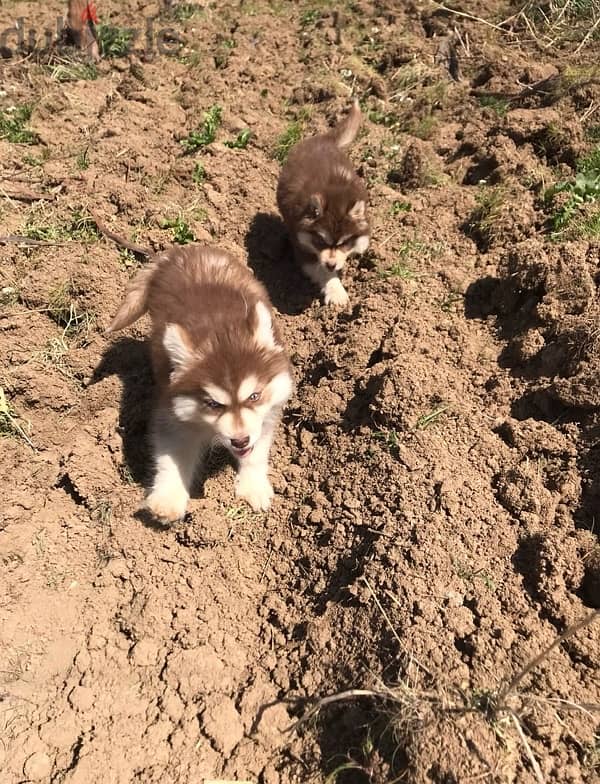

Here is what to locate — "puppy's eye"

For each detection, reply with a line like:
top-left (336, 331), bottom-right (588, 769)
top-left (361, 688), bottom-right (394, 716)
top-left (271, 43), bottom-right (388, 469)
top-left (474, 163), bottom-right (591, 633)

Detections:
top-left (247, 392), bottom-right (261, 403)
top-left (205, 398), bottom-right (224, 410)
top-left (312, 234), bottom-right (328, 250)
top-left (338, 236), bottom-right (356, 248)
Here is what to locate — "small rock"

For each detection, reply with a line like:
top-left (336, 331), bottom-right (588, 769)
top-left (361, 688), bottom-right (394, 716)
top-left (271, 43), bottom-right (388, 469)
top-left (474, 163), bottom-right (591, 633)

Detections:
top-left (39, 713), bottom-right (80, 748)
top-left (308, 510), bottom-right (324, 525)
top-left (130, 638), bottom-right (160, 667)
top-left (342, 493), bottom-right (361, 510)
top-left (161, 688), bottom-right (185, 723)
top-left (255, 703), bottom-right (290, 747)
top-left (445, 591), bottom-right (464, 608)
top-left (299, 429), bottom-right (314, 449)
top-left (68, 686), bottom-right (95, 712)
top-left (446, 606), bottom-right (476, 637)
top-left (74, 649), bottom-right (91, 673)
top-left (107, 558), bottom-right (129, 579)
top-left (23, 752), bottom-right (52, 780)
top-left (201, 697), bottom-right (244, 756)
top-left (204, 184), bottom-right (226, 208)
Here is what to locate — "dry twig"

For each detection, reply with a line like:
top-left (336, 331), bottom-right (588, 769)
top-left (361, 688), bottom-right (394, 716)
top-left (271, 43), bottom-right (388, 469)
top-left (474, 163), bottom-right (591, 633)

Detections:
top-left (431, 2), bottom-right (510, 33)
top-left (510, 712), bottom-right (545, 784)
top-left (89, 213), bottom-right (151, 258)
top-left (0, 235), bottom-right (66, 247)
top-left (498, 610), bottom-right (600, 708)
top-left (0, 187), bottom-right (55, 203)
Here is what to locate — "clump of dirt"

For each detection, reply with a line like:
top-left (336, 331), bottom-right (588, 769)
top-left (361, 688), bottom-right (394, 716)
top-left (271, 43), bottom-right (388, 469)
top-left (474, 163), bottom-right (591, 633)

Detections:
top-left (1, 2), bottom-right (600, 784)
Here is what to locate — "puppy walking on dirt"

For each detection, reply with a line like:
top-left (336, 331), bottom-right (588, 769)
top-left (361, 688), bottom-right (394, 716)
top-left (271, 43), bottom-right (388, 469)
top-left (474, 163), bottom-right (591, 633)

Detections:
top-left (107, 245), bottom-right (293, 523)
top-left (276, 100), bottom-right (370, 306)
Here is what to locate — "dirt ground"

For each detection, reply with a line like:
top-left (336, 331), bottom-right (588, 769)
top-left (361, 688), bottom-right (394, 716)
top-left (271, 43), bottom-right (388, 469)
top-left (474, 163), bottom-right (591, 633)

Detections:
top-left (1, 1), bottom-right (599, 782)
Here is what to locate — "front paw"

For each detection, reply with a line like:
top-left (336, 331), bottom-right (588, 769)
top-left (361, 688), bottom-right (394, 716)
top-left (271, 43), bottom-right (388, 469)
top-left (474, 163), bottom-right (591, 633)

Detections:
top-left (323, 279), bottom-right (349, 307)
top-left (145, 486), bottom-right (188, 523)
top-left (235, 471), bottom-right (274, 512)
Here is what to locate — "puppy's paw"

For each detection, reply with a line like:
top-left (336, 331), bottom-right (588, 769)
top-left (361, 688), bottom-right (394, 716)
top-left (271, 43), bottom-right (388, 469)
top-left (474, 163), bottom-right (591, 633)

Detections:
top-left (323, 278), bottom-right (349, 307)
top-left (145, 486), bottom-right (188, 523)
top-left (235, 471), bottom-right (274, 512)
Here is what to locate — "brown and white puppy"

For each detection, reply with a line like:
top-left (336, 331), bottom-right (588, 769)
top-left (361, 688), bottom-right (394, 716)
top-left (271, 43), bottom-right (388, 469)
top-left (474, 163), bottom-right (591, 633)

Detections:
top-left (107, 245), bottom-right (293, 523)
top-left (276, 99), bottom-right (370, 306)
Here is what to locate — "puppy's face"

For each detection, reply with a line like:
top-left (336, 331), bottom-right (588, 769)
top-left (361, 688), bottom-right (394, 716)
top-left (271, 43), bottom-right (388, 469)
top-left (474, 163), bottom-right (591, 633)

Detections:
top-left (163, 303), bottom-right (292, 459)
top-left (296, 192), bottom-right (370, 272)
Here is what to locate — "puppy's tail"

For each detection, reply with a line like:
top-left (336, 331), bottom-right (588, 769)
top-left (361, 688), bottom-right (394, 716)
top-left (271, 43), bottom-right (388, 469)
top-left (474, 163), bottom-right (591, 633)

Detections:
top-left (106, 262), bottom-right (156, 334)
top-left (327, 99), bottom-right (361, 149)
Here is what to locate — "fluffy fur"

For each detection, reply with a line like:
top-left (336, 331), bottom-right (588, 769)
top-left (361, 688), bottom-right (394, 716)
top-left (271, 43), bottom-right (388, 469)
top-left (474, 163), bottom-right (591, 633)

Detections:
top-left (276, 100), bottom-right (370, 306)
top-left (107, 245), bottom-right (293, 523)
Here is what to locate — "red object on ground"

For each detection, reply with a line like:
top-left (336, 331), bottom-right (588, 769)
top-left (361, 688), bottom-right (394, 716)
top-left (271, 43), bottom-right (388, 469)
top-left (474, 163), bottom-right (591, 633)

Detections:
top-left (81, 1), bottom-right (99, 25)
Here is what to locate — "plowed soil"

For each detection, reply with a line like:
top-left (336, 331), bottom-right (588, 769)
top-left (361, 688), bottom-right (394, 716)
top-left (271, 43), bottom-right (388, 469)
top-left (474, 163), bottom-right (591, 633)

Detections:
top-left (1, 2), bottom-right (599, 783)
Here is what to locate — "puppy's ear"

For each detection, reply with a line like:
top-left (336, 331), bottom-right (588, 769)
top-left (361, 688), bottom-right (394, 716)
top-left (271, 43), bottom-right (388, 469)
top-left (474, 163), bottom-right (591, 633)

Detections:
top-left (163, 323), bottom-right (194, 372)
top-left (253, 301), bottom-right (276, 350)
top-left (348, 200), bottom-right (366, 220)
top-left (304, 193), bottom-right (324, 220)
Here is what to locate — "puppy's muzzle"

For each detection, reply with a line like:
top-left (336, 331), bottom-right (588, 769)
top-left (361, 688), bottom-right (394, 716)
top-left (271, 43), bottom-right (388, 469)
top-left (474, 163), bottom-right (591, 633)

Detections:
top-left (231, 436), bottom-right (250, 450)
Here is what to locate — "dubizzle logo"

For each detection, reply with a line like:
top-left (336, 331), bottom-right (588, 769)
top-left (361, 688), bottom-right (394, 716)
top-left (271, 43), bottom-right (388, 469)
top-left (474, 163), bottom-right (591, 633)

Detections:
top-left (81, 2), bottom-right (99, 25)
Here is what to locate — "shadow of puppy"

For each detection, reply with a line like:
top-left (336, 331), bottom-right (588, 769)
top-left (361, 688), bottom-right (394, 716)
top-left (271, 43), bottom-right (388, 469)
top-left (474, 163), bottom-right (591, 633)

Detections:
top-left (92, 336), bottom-right (153, 487)
top-left (244, 212), bottom-right (314, 314)
top-left (92, 336), bottom-right (232, 530)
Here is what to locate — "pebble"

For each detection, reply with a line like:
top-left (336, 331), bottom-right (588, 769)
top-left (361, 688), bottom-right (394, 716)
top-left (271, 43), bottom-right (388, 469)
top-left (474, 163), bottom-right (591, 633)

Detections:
top-left (23, 752), bottom-right (52, 781)
top-left (107, 558), bottom-right (129, 579)
top-left (130, 638), bottom-right (160, 667)
top-left (68, 686), bottom-right (95, 712)
top-left (201, 697), bottom-right (244, 756)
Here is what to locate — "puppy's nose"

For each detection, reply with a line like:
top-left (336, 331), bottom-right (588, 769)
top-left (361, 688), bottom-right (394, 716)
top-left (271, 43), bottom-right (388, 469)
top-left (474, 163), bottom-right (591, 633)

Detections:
top-left (231, 436), bottom-right (250, 449)
top-left (325, 260), bottom-right (337, 270)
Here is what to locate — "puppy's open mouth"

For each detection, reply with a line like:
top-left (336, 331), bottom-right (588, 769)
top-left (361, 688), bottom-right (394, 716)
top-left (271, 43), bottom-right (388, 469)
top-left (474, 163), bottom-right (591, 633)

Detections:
top-left (232, 445), bottom-right (253, 458)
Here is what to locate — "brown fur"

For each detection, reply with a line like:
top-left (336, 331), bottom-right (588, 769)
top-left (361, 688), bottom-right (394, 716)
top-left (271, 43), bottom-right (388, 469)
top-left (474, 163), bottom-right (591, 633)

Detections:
top-left (108, 244), bottom-right (293, 521)
top-left (108, 244), bottom-right (290, 400)
top-left (276, 100), bottom-right (370, 265)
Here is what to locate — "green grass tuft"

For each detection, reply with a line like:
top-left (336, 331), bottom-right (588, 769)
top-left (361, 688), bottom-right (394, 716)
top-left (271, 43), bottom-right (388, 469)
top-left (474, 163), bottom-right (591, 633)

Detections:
top-left (47, 281), bottom-right (94, 337)
top-left (1, 285), bottom-right (19, 306)
top-left (192, 162), bottom-right (206, 185)
top-left (224, 129), bottom-right (252, 149)
top-left (118, 248), bottom-right (138, 271)
top-left (24, 209), bottom-right (99, 243)
top-left (76, 148), bottom-right (90, 170)
top-left (0, 105), bottom-right (39, 144)
top-left (274, 121), bottom-right (303, 162)
top-left (368, 109), bottom-right (400, 128)
top-left (585, 125), bottom-right (600, 143)
top-left (69, 210), bottom-right (100, 242)
top-left (169, 2), bottom-right (203, 20)
top-left (300, 8), bottom-right (321, 26)
top-left (160, 215), bottom-right (195, 244)
top-left (374, 429), bottom-right (400, 454)
top-left (478, 95), bottom-right (509, 116)
top-left (97, 23), bottom-right (134, 58)
top-left (398, 238), bottom-right (443, 263)
top-left (454, 559), bottom-right (496, 592)
top-left (214, 37), bottom-right (236, 69)
top-left (469, 185), bottom-right (507, 245)
top-left (545, 146), bottom-right (600, 237)
top-left (0, 387), bottom-right (33, 447)
top-left (579, 146), bottom-right (600, 175)
top-left (379, 262), bottom-right (415, 280)
top-left (48, 61), bottom-right (98, 82)
top-left (391, 199), bottom-right (411, 215)
top-left (416, 405), bottom-right (448, 429)
top-left (181, 105), bottom-right (222, 153)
